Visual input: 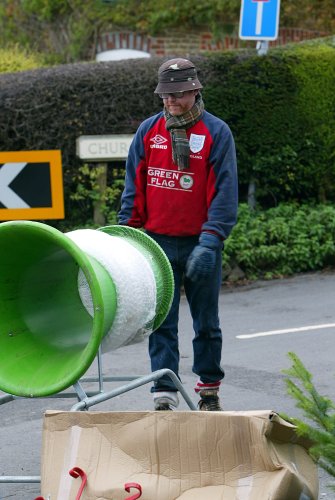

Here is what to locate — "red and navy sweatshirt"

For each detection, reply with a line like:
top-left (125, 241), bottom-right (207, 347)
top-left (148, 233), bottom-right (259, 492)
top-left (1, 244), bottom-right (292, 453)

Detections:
top-left (118, 110), bottom-right (238, 240)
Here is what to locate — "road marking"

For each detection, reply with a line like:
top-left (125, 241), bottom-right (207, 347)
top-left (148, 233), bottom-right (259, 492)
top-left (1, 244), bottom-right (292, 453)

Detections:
top-left (0, 163), bottom-right (30, 208)
top-left (236, 323), bottom-right (335, 339)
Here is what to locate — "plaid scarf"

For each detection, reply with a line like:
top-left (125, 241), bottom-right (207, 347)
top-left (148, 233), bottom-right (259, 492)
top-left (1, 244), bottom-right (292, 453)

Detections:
top-left (164, 93), bottom-right (204, 171)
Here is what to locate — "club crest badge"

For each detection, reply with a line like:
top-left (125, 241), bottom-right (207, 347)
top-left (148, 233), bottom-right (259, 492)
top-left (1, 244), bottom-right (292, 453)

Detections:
top-left (189, 134), bottom-right (205, 153)
top-left (179, 175), bottom-right (193, 190)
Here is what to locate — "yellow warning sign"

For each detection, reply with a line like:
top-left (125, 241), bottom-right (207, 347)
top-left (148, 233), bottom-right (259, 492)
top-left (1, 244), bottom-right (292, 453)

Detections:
top-left (0, 150), bottom-right (64, 220)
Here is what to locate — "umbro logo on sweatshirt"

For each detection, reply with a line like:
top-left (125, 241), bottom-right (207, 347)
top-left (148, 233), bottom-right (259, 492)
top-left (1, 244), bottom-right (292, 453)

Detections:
top-left (150, 135), bottom-right (168, 149)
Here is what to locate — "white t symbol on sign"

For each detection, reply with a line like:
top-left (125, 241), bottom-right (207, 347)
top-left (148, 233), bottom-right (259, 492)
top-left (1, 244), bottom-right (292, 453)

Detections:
top-left (253, 0), bottom-right (269, 35)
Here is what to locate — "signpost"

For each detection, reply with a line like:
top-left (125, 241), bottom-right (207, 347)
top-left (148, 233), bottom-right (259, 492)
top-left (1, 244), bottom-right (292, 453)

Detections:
top-left (76, 135), bottom-right (134, 161)
top-left (239, 0), bottom-right (281, 41)
top-left (76, 135), bottom-right (134, 225)
top-left (239, 0), bottom-right (281, 205)
top-left (0, 150), bottom-right (64, 221)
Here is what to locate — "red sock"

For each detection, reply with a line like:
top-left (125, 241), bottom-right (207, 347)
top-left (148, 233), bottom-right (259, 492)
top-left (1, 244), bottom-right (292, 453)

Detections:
top-left (194, 379), bottom-right (221, 393)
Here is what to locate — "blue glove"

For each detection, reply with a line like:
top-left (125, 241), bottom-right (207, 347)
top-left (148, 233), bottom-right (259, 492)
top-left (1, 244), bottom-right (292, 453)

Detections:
top-left (186, 233), bottom-right (222, 282)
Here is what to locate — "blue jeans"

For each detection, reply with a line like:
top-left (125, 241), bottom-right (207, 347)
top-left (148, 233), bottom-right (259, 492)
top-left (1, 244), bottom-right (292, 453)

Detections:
top-left (146, 231), bottom-right (225, 393)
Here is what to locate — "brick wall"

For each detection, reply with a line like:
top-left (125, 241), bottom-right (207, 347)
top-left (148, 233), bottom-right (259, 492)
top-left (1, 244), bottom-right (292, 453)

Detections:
top-left (97, 27), bottom-right (328, 57)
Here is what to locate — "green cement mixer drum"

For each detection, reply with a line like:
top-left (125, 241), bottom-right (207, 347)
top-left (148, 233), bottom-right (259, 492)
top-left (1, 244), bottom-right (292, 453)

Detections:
top-left (0, 221), bottom-right (174, 398)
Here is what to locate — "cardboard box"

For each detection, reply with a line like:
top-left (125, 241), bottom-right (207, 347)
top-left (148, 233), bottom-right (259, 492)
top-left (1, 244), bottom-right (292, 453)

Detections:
top-left (40, 410), bottom-right (318, 499)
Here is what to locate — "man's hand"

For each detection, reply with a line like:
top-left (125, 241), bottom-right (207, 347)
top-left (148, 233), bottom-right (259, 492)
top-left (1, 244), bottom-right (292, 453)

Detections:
top-left (185, 233), bottom-right (222, 282)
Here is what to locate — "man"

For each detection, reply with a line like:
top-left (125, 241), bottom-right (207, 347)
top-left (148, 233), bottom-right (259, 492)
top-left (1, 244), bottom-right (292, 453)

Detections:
top-left (118, 58), bottom-right (238, 411)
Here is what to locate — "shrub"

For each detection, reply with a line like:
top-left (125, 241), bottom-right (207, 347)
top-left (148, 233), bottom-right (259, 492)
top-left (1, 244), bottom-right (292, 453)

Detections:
top-left (283, 352), bottom-right (335, 491)
top-left (224, 203), bottom-right (335, 280)
top-left (0, 45), bottom-right (46, 73)
top-left (204, 43), bottom-right (335, 205)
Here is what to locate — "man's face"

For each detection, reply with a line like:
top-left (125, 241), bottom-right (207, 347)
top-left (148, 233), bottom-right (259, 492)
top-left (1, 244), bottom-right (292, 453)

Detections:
top-left (162, 90), bottom-right (198, 116)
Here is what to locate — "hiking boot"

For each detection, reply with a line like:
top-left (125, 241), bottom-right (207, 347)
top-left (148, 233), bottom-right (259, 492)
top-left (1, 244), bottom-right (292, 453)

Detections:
top-left (198, 389), bottom-right (222, 411)
top-left (154, 391), bottom-right (179, 411)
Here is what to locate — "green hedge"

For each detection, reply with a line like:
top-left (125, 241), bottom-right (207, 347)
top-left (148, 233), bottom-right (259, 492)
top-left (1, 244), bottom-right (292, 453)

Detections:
top-left (224, 203), bottom-right (335, 280)
top-left (0, 40), bottom-right (334, 228)
top-left (203, 42), bottom-right (335, 205)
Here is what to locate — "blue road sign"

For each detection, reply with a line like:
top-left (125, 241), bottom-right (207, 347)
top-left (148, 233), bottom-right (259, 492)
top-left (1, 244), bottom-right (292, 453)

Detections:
top-left (239, 0), bottom-right (281, 40)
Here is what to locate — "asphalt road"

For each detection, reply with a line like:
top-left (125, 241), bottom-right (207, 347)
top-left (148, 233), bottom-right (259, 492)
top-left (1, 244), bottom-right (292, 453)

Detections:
top-left (0, 271), bottom-right (334, 499)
